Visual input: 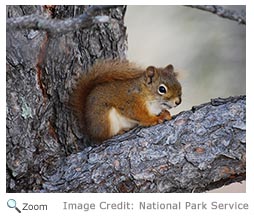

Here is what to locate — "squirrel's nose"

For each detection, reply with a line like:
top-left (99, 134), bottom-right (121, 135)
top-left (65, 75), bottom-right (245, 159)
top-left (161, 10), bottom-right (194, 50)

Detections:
top-left (175, 97), bottom-right (181, 106)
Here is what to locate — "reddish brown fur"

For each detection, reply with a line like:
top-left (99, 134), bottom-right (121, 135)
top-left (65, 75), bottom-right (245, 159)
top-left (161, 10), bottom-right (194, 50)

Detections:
top-left (71, 60), bottom-right (143, 139)
top-left (71, 60), bottom-right (182, 143)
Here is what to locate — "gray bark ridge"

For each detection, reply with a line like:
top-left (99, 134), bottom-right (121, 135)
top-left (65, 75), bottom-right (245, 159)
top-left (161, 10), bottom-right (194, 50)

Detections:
top-left (43, 95), bottom-right (246, 193)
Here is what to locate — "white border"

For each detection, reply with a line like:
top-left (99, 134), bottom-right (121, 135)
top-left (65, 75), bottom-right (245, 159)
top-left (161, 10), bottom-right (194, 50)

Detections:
top-left (1, 1), bottom-right (252, 218)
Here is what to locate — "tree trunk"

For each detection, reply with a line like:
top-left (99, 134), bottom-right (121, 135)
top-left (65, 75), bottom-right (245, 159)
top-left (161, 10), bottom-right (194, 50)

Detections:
top-left (6, 5), bottom-right (127, 192)
top-left (6, 6), bottom-right (245, 193)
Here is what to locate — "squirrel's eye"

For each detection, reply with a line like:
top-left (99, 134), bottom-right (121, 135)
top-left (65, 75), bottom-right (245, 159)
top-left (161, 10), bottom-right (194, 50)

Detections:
top-left (158, 84), bottom-right (167, 95)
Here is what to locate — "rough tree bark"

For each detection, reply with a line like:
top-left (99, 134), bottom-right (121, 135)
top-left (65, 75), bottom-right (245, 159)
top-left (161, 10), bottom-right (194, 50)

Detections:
top-left (6, 5), bottom-right (127, 192)
top-left (6, 5), bottom-right (245, 193)
top-left (41, 96), bottom-right (245, 193)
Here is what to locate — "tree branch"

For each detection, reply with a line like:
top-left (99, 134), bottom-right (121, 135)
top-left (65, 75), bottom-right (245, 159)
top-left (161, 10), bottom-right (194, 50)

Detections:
top-left (186, 5), bottom-right (246, 25)
top-left (42, 96), bottom-right (246, 193)
top-left (6, 5), bottom-right (121, 34)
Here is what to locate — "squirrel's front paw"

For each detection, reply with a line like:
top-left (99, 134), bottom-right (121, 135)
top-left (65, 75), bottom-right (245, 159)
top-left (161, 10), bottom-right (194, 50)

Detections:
top-left (158, 110), bottom-right (172, 123)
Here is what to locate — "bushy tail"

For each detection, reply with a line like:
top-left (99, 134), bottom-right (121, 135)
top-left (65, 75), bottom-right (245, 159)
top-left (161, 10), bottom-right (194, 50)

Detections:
top-left (71, 60), bottom-right (143, 129)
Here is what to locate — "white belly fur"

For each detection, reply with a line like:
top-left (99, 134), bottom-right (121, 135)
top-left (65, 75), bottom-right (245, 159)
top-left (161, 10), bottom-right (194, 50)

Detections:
top-left (146, 100), bottom-right (162, 115)
top-left (108, 107), bottom-right (138, 136)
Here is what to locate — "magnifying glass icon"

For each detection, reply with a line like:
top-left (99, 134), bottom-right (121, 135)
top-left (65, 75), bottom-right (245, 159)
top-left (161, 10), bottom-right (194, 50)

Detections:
top-left (7, 199), bottom-right (21, 213)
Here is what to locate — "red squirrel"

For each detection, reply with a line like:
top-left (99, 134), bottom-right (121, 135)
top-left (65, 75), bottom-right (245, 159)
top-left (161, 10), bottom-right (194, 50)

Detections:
top-left (72, 60), bottom-right (182, 143)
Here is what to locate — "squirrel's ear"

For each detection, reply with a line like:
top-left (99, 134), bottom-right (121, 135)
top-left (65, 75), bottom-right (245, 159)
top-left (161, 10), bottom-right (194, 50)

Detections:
top-left (164, 64), bottom-right (178, 77)
top-left (145, 66), bottom-right (158, 84)
top-left (164, 64), bottom-right (174, 73)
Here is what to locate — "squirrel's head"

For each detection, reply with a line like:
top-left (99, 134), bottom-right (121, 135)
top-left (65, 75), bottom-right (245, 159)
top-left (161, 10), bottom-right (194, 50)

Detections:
top-left (144, 64), bottom-right (182, 115)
